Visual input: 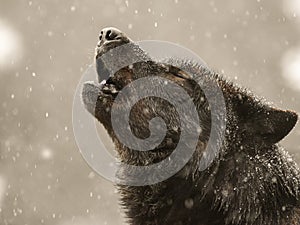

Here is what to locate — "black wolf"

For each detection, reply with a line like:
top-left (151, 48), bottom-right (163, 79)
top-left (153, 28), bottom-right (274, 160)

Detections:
top-left (82, 27), bottom-right (300, 225)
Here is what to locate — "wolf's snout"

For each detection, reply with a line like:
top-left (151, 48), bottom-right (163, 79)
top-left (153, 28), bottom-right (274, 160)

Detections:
top-left (97, 27), bottom-right (129, 47)
top-left (99, 27), bottom-right (120, 41)
top-left (95, 27), bottom-right (133, 82)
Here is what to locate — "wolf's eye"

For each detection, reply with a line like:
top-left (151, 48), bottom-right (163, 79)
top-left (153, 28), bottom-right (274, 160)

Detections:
top-left (174, 71), bottom-right (191, 80)
top-left (167, 65), bottom-right (192, 80)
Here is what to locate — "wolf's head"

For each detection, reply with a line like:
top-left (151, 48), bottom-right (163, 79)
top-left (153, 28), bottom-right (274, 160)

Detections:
top-left (82, 27), bottom-right (297, 163)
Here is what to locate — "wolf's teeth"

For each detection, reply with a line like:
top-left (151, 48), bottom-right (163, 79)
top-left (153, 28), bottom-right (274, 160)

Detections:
top-left (111, 87), bottom-right (118, 94)
top-left (100, 80), bottom-right (106, 85)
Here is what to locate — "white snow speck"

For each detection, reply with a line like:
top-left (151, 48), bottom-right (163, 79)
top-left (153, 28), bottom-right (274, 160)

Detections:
top-left (88, 172), bottom-right (95, 179)
top-left (281, 46), bottom-right (300, 91)
top-left (70, 6), bottom-right (76, 12)
top-left (41, 147), bottom-right (53, 160)
top-left (184, 198), bottom-right (194, 209)
top-left (272, 177), bottom-right (277, 183)
top-left (221, 190), bottom-right (229, 197)
top-left (0, 21), bottom-right (23, 69)
top-left (47, 31), bottom-right (53, 37)
top-left (197, 127), bottom-right (202, 134)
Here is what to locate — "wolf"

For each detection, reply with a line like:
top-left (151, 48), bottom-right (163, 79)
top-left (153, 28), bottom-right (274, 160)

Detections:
top-left (82, 27), bottom-right (300, 225)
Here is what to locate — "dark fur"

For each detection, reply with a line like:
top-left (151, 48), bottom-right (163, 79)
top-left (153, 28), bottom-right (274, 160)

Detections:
top-left (82, 28), bottom-right (300, 225)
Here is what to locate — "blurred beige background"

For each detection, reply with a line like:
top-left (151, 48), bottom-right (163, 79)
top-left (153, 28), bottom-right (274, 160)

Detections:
top-left (0, 0), bottom-right (300, 224)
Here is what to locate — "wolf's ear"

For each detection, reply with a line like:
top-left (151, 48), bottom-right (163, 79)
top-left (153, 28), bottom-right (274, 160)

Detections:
top-left (249, 109), bottom-right (298, 144)
top-left (235, 95), bottom-right (298, 144)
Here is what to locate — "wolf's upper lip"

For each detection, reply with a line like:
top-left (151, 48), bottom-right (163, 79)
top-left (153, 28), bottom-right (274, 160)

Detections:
top-left (95, 29), bottom-right (132, 60)
top-left (95, 39), bottom-right (125, 59)
top-left (97, 37), bottom-right (123, 47)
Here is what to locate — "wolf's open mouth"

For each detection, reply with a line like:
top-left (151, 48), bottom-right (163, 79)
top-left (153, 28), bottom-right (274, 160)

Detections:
top-left (82, 27), bottom-right (133, 111)
top-left (100, 77), bottom-right (120, 97)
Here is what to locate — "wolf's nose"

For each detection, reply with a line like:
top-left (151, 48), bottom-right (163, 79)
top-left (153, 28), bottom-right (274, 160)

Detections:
top-left (99, 27), bottom-right (122, 43)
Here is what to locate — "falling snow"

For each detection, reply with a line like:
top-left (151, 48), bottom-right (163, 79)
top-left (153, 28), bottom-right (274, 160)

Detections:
top-left (0, 1), bottom-right (299, 225)
top-left (70, 6), bottom-right (76, 12)
top-left (40, 148), bottom-right (53, 160)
